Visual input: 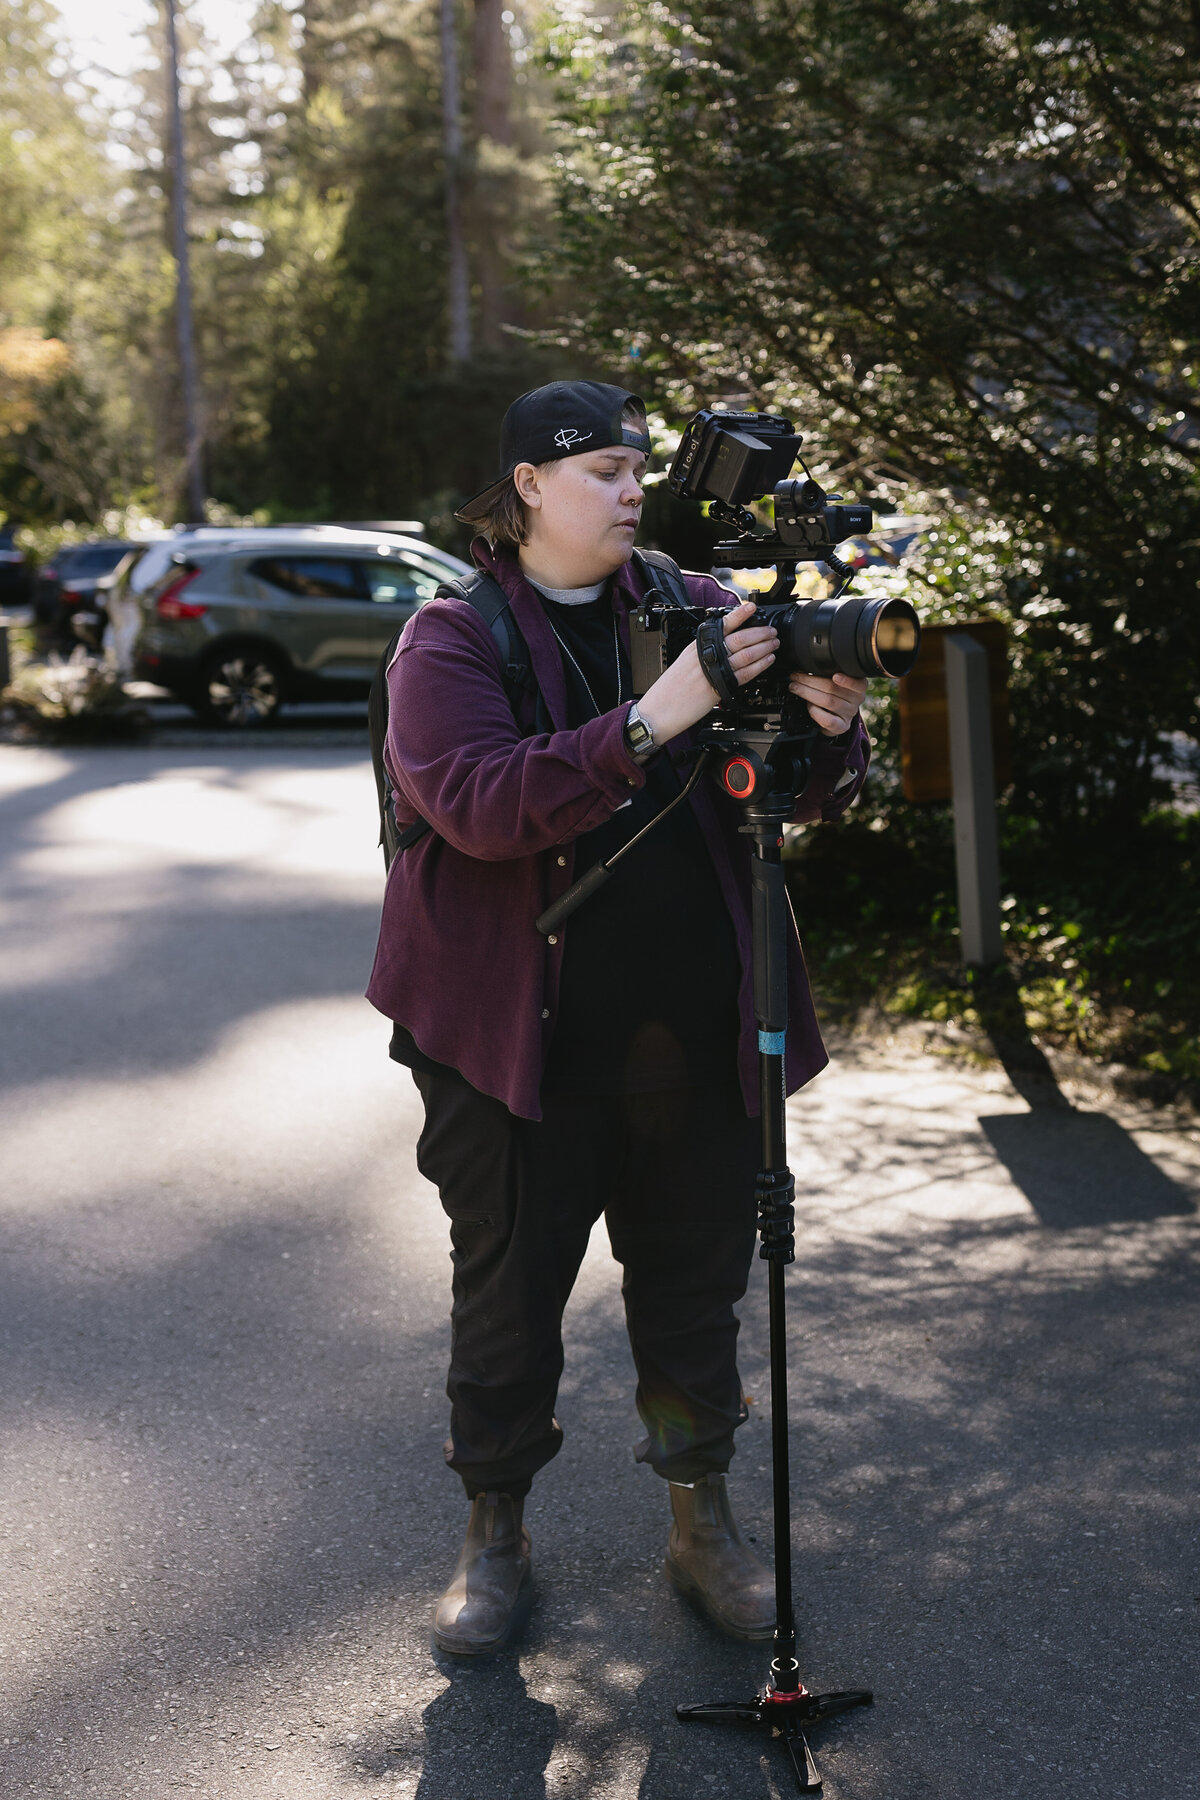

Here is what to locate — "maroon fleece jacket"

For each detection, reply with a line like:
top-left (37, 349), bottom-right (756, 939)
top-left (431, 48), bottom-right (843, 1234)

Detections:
top-left (365, 542), bottom-right (870, 1118)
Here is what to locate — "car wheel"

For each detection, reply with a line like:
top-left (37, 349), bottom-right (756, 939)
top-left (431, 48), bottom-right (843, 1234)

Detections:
top-left (197, 648), bottom-right (286, 727)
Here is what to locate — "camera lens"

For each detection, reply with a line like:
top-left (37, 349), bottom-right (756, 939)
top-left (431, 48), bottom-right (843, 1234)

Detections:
top-left (771, 594), bottom-right (920, 680)
top-left (868, 599), bottom-right (920, 676)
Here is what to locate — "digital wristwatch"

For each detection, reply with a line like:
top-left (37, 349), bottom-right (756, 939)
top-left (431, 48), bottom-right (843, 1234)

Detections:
top-left (623, 702), bottom-right (656, 761)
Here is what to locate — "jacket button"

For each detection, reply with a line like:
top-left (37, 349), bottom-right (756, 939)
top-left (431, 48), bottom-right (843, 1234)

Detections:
top-left (557, 855), bottom-right (567, 867)
top-left (541, 1008), bottom-right (550, 1020)
top-left (547, 933), bottom-right (558, 945)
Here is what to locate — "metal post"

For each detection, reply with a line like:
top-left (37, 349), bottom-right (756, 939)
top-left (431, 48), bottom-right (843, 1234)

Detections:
top-left (163, 0), bottom-right (206, 522)
top-left (945, 632), bottom-right (1003, 966)
top-left (538, 725), bottom-right (876, 1789)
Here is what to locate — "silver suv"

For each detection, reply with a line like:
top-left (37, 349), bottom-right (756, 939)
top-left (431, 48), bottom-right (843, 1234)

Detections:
top-left (126, 527), bottom-right (471, 726)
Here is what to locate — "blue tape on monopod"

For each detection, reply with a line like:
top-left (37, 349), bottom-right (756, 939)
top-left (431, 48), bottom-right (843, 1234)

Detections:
top-left (758, 1030), bottom-right (786, 1056)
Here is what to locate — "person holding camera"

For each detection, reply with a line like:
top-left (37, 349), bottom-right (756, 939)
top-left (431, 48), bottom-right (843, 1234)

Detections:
top-left (367, 380), bottom-right (869, 1656)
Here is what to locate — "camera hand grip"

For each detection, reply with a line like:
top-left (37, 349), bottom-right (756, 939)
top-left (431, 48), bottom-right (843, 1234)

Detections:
top-left (536, 860), bottom-right (614, 935)
top-left (696, 616), bottom-right (740, 706)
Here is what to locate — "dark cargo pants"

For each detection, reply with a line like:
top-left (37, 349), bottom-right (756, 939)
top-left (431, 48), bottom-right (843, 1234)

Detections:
top-left (412, 1068), bottom-right (761, 1497)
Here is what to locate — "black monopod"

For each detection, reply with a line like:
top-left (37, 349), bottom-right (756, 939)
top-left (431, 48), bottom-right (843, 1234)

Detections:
top-left (534, 400), bottom-right (924, 1785)
top-left (536, 711), bottom-right (873, 1793)
top-left (667, 719), bottom-right (873, 1791)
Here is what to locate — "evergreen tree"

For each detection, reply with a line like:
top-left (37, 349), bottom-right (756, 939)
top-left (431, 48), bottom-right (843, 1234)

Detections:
top-left (0, 0), bottom-right (127, 520)
top-left (547, 0), bottom-right (1200, 821)
top-left (215, 0), bottom-right (560, 528)
top-left (1, 0), bottom-right (562, 528)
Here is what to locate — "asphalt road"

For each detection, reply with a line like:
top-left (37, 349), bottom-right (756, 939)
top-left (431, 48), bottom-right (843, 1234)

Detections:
top-left (1, 743), bottom-right (1197, 1800)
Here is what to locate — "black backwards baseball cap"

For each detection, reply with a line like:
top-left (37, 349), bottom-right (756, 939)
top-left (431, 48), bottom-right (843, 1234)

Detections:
top-left (455, 380), bottom-right (651, 525)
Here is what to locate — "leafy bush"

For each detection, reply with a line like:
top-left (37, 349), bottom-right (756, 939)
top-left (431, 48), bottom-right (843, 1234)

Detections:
top-left (788, 801), bottom-right (1200, 1083)
top-left (3, 647), bottom-right (147, 741)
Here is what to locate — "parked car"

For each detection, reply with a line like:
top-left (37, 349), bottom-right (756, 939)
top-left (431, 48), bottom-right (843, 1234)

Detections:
top-left (34, 540), bottom-right (135, 644)
top-left (846, 513), bottom-right (937, 570)
top-left (128, 526), bottom-right (472, 725)
top-left (0, 524), bottom-right (29, 608)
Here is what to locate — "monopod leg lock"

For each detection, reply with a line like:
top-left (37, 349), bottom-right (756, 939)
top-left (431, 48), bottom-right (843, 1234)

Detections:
top-left (675, 803), bottom-right (873, 1794)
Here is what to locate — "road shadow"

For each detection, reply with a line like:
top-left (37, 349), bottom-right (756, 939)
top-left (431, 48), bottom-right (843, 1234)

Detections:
top-left (978, 1108), bottom-right (1193, 1226)
top-left (3, 750), bottom-right (1199, 1797)
top-left (968, 961), bottom-right (1073, 1110)
top-left (0, 745), bottom-right (382, 1092)
top-left (350, 1653), bottom-right (558, 1796)
top-left (0, 1172), bottom-right (1198, 1798)
top-left (967, 965), bottom-right (1194, 1226)
top-left (419, 1656), bottom-right (557, 1800)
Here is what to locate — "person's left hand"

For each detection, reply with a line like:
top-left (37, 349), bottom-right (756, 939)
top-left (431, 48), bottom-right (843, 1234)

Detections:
top-left (788, 671), bottom-right (868, 737)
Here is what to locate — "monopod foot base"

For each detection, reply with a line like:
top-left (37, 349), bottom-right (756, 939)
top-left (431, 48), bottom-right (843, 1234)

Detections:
top-left (676, 1684), bottom-right (872, 1794)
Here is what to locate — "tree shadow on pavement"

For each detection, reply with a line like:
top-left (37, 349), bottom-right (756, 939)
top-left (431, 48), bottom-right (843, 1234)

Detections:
top-left (0, 745), bottom-right (383, 1093)
top-left (967, 964), bottom-right (1193, 1226)
top-left (0, 1170), bottom-right (1198, 1800)
top-left (978, 1108), bottom-right (1192, 1225)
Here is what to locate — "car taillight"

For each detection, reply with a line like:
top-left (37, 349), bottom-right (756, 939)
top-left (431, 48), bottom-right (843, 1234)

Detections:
top-left (155, 569), bottom-right (206, 620)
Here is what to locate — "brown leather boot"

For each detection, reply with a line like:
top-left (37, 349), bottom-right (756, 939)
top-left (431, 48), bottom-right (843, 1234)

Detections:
top-left (432, 1491), bottom-right (532, 1656)
top-left (664, 1474), bottom-right (776, 1641)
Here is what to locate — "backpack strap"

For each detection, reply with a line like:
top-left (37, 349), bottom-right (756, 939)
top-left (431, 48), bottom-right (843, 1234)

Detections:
top-left (631, 546), bottom-right (694, 611)
top-left (436, 571), bottom-right (544, 721)
top-left (368, 626), bottom-right (408, 868)
top-left (373, 559), bottom-right (695, 868)
top-left (369, 569), bottom-right (549, 868)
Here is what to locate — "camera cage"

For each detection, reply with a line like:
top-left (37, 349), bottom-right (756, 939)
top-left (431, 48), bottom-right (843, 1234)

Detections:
top-left (666, 408), bottom-right (867, 582)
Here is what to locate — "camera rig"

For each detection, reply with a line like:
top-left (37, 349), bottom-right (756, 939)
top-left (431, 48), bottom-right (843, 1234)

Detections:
top-left (535, 407), bottom-right (910, 1786)
top-left (631, 407), bottom-right (920, 831)
top-left (670, 406), bottom-right (871, 572)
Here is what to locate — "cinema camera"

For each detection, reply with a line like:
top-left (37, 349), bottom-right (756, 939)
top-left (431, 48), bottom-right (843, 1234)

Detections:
top-left (538, 421), bottom-right (906, 1786)
top-left (630, 409), bottom-right (920, 727)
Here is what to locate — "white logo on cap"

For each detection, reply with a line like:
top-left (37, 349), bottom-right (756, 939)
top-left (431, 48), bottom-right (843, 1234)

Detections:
top-left (554, 427), bottom-right (593, 450)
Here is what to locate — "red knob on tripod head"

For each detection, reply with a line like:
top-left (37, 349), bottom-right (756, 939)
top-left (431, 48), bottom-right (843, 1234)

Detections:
top-left (721, 755), bottom-right (759, 796)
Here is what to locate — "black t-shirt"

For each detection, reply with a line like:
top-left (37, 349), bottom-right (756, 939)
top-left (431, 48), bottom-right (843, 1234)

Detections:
top-left (391, 586), bottom-right (743, 1094)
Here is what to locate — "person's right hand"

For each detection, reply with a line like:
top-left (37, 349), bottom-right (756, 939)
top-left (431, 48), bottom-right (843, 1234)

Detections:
top-left (635, 601), bottom-right (778, 745)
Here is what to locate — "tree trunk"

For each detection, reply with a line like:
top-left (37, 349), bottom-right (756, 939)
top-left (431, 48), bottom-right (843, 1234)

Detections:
top-left (472, 0), bottom-right (512, 146)
top-left (441, 0), bottom-right (471, 363)
top-left (471, 0), bottom-right (513, 346)
top-left (162, 0), bottom-right (205, 521)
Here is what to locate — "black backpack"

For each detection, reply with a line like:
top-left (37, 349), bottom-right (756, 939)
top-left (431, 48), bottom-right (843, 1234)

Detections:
top-left (369, 550), bottom-right (692, 869)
